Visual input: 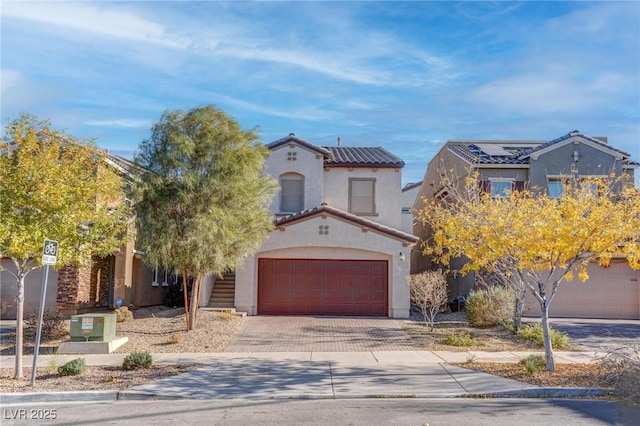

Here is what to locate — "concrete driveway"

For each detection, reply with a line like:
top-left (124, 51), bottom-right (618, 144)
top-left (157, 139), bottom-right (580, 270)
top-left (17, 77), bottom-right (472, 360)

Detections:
top-left (224, 316), bottom-right (420, 352)
top-left (534, 318), bottom-right (640, 353)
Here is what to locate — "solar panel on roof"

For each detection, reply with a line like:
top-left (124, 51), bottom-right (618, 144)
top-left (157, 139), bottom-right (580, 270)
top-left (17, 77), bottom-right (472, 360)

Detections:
top-left (474, 143), bottom-right (513, 156)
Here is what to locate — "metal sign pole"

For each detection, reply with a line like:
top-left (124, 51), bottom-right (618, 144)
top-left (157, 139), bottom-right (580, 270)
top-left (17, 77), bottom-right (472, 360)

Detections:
top-left (31, 239), bottom-right (58, 387)
top-left (30, 264), bottom-right (50, 387)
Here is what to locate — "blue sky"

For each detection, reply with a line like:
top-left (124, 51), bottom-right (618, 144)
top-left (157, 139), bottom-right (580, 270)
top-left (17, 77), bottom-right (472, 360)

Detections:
top-left (2, 1), bottom-right (639, 185)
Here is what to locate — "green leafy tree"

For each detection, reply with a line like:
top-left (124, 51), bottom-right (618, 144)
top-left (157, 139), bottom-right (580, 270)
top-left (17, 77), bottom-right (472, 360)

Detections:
top-left (133, 106), bottom-right (277, 330)
top-left (417, 170), bottom-right (640, 371)
top-left (0, 114), bottom-right (130, 379)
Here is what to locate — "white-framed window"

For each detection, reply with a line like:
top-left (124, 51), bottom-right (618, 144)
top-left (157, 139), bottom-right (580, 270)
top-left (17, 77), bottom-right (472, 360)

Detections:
top-left (152, 267), bottom-right (159, 287)
top-left (162, 268), bottom-right (169, 287)
top-left (489, 179), bottom-right (514, 198)
top-left (280, 173), bottom-right (304, 212)
top-left (349, 178), bottom-right (376, 215)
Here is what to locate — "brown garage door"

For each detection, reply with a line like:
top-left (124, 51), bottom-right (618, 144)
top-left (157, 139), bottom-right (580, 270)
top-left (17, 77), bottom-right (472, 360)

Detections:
top-left (258, 258), bottom-right (388, 316)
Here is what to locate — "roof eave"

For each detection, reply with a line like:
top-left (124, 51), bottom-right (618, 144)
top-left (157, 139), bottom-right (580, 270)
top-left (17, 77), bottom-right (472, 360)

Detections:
top-left (275, 205), bottom-right (418, 245)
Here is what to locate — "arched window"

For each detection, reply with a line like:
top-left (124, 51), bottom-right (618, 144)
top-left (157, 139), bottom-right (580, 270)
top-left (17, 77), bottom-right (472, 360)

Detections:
top-left (280, 173), bottom-right (304, 212)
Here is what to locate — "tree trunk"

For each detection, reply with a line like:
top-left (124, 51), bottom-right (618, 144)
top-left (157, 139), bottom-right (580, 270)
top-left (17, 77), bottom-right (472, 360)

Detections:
top-left (194, 275), bottom-right (202, 323)
top-left (182, 272), bottom-right (190, 331)
top-left (14, 274), bottom-right (25, 379)
top-left (188, 275), bottom-right (201, 330)
top-left (541, 302), bottom-right (555, 372)
top-left (512, 294), bottom-right (525, 332)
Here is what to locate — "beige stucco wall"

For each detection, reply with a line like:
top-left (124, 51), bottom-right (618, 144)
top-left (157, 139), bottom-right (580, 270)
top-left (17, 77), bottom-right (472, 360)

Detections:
top-left (0, 259), bottom-right (59, 319)
top-left (199, 274), bottom-right (216, 307)
top-left (323, 167), bottom-right (402, 229)
top-left (235, 214), bottom-right (412, 318)
top-left (265, 143), bottom-right (325, 213)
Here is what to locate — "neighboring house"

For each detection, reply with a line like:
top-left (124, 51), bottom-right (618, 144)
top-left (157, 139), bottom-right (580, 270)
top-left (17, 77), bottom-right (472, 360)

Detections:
top-left (0, 155), bottom-right (168, 319)
top-left (228, 134), bottom-right (418, 318)
top-left (412, 130), bottom-right (640, 319)
top-left (401, 181), bottom-right (422, 273)
top-left (401, 181), bottom-right (422, 235)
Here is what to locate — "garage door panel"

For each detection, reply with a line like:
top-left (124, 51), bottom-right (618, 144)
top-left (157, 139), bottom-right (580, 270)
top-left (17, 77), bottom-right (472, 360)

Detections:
top-left (525, 264), bottom-right (639, 319)
top-left (258, 258), bottom-right (388, 316)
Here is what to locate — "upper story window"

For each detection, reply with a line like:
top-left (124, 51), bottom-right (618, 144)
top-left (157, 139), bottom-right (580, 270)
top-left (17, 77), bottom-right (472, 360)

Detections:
top-left (489, 179), bottom-right (514, 198)
top-left (547, 175), bottom-right (606, 198)
top-left (547, 178), bottom-right (565, 198)
top-left (349, 178), bottom-right (376, 215)
top-left (280, 173), bottom-right (304, 212)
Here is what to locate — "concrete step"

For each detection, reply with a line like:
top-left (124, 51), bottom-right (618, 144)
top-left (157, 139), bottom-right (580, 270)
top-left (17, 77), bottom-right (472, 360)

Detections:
top-left (201, 306), bottom-right (247, 317)
top-left (209, 272), bottom-right (236, 306)
top-left (213, 284), bottom-right (235, 290)
top-left (212, 289), bottom-right (234, 295)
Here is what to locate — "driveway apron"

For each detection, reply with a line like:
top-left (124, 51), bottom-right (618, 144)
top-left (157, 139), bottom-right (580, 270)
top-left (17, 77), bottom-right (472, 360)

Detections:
top-left (546, 318), bottom-right (640, 353)
top-left (224, 316), bottom-right (420, 352)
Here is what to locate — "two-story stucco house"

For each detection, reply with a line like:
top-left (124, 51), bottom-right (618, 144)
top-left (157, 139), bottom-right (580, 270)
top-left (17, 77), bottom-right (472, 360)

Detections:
top-left (226, 134), bottom-right (418, 318)
top-left (412, 130), bottom-right (640, 319)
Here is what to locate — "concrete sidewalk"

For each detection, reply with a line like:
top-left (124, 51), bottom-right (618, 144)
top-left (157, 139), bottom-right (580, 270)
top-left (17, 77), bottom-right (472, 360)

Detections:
top-left (0, 350), bottom-right (609, 404)
top-left (0, 350), bottom-right (602, 369)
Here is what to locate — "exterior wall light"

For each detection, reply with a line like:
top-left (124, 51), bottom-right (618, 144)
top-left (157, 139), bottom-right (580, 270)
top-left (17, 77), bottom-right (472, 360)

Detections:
top-left (399, 252), bottom-right (405, 262)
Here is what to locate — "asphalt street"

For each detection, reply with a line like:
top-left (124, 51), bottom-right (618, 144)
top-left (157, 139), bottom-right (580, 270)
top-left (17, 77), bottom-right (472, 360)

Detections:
top-left (2, 398), bottom-right (638, 426)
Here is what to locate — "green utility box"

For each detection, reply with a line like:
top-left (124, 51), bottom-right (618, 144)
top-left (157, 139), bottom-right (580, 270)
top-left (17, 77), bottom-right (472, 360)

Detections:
top-left (69, 313), bottom-right (117, 341)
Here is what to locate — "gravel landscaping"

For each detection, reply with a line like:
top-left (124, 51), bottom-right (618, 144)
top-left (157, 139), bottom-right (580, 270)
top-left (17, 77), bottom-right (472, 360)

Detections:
top-left (0, 307), bottom-right (618, 395)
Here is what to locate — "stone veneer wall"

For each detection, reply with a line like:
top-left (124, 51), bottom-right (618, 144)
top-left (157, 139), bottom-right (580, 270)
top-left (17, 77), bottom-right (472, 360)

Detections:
top-left (57, 254), bottom-right (116, 315)
top-left (90, 255), bottom-right (113, 308)
top-left (56, 264), bottom-right (91, 315)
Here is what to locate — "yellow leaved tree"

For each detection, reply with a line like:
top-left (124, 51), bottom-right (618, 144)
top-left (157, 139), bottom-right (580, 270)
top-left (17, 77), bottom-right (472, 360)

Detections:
top-left (417, 170), bottom-right (640, 371)
top-left (0, 114), bottom-right (131, 379)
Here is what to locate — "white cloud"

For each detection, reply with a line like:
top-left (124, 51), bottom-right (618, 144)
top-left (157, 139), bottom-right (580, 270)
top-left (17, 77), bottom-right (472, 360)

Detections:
top-left (2, 2), bottom-right (456, 88)
top-left (2, 2), bottom-right (186, 48)
top-left (0, 69), bottom-right (24, 93)
top-left (207, 92), bottom-right (339, 122)
top-left (469, 72), bottom-right (633, 114)
top-left (85, 119), bottom-right (151, 128)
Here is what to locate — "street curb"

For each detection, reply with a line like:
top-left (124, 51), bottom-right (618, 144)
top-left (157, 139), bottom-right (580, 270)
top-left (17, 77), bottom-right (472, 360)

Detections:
top-left (473, 387), bottom-right (613, 398)
top-left (0, 391), bottom-right (119, 404)
top-left (1, 388), bottom-right (613, 403)
top-left (117, 391), bottom-right (190, 401)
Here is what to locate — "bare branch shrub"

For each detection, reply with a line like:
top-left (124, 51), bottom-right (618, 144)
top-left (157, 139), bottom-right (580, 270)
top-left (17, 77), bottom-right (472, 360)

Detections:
top-left (599, 344), bottom-right (640, 406)
top-left (25, 309), bottom-right (68, 340)
top-left (408, 270), bottom-right (448, 330)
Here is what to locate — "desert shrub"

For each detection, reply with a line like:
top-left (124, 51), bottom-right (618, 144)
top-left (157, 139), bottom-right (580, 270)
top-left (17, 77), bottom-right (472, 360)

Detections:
top-left (465, 286), bottom-right (515, 328)
top-left (113, 306), bottom-right (134, 323)
top-left (217, 311), bottom-right (237, 321)
top-left (168, 332), bottom-right (182, 344)
top-left (520, 354), bottom-right (546, 375)
top-left (113, 307), bottom-right (133, 322)
top-left (25, 309), bottom-right (68, 339)
top-left (444, 331), bottom-right (475, 347)
top-left (57, 358), bottom-right (86, 376)
top-left (599, 344), bottom-right (640, 406)
top-left (165, 281), bottom-right (185, 308)
top-left (408, 270), bottom-right (448, 330)
top-left (123, 351), bottom-right (152, 370)
top-left (516, 323), bottom-right (570, 349)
